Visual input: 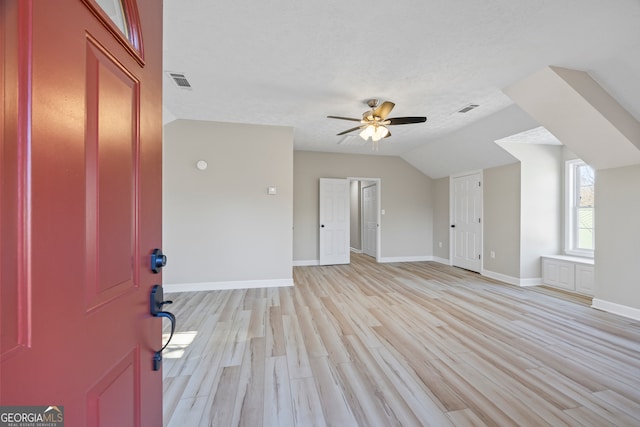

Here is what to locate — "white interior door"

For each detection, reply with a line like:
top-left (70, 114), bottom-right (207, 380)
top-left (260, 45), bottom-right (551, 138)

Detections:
top-left (319, 178), bottom-right (350, 265)
top-left (362, 184), bottom-right (377, 257)
top-left (451, 172), bottom-right (482, 272)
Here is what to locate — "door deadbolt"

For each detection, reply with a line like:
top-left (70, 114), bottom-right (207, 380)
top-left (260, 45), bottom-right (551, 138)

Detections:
top-left (150, 249), bottom-right (167, 274)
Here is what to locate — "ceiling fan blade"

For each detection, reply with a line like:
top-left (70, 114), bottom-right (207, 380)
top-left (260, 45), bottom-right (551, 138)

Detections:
top-left (384, 129), bottom-right (391, 138)
top-left (372, 101), bottom-right (395, 120)
top-left (336, 125), bottom-right (364, 136)
top-left (327, 115), bottom-right (362, 122)
top-left (387, 116), bottom-right (427, 125)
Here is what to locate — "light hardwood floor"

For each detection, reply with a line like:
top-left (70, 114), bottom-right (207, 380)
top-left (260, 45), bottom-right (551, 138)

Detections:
top-left (163, 254), bottom-right (640, 426)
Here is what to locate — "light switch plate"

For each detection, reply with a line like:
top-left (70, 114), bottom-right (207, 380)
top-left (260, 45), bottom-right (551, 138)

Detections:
top-left (268, 186), bottom-right (277, 195)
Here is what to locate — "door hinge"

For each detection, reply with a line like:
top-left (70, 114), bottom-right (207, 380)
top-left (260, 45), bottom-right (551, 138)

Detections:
top-left (478, 218), bottom-right (481, 223)
top-left (478, 181), bottom-right (481, 187)
top-left (478, 254), bottom-right (481, 260)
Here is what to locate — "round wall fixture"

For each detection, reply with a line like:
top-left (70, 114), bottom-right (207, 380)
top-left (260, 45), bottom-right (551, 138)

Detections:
top-left (196, 160), bottom-right (208, 171)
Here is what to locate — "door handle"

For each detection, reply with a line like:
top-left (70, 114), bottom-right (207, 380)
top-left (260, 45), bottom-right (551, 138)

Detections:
top-left (150, 284), bottom-right (173, 316)
top-left (150, 284), bottom-right (176, 371)
top-left (450, 225), bottom-right (456, 228)
top-left (150, 248), bottom-right (167, 274)
top-left (321, 224), bottom-right (325, 228)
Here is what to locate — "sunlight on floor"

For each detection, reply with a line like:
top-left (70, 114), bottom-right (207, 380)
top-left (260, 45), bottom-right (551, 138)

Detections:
top-left (163, 331), bottom-right (197, 359)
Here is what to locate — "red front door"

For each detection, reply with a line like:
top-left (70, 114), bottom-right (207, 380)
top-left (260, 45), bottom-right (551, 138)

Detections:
top-left (1, 1), bottom-right (164, 426)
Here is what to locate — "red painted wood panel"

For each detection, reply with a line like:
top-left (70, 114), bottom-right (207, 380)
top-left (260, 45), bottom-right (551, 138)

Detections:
top-left (84, 38), bottom-right (140, 311)
top-left (0, 1), bottom-right (163, 425)
top-left (87, 349), bottom-right (139, 427)
top-left (0, 0), bottom-right (32, 364)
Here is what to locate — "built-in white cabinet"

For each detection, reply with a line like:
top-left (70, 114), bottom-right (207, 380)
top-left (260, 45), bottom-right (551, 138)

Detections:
top-left (575, 263), bottom-right (595, 295)
top-left (541, 255), bottom-right (594, 296)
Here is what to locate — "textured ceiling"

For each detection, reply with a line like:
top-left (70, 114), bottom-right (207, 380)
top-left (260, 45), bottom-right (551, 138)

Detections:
top-left (163, 0), bottom-right (640, 178)
top-left (495, 127), bottom-right (562, 146)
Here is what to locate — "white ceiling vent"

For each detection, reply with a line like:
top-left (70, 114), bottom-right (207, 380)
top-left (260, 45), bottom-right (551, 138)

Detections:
top-left (457, 103), bottom-right (479, 113)
top-left (167, 72), bottom-right (192, 89)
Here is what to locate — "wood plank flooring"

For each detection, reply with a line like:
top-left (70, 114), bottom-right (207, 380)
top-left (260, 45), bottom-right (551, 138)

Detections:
top-left (163, 254), bottom-right (640, 426)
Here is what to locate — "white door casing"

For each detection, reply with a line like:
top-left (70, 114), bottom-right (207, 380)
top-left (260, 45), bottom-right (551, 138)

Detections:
top-left (319, 178), bottom-right (350, 265)
top-left (451, 172), bottom-right (483, 272)
top-left (362, 184), bottom-right (377, 257)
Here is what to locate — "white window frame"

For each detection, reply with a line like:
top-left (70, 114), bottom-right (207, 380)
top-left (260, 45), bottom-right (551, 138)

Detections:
top-left (564, 159), bottom-right (594, 258)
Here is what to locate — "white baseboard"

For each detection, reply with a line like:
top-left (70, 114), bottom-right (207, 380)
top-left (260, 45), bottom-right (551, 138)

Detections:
top-left (378, 256), bottom-right (432, 263)
top-left (294, 256), bottom-right (447, 266)
top-left (482, 269), bottom-right (542, 287)
top-left (293, 260), bottom-right (319, 266)
top-left (350, 247), bottom-right (362, 253)
top-left (519, 277), bottom-right (543, 287)
top-left (432, 256), bottom-right (450, 265)
top-left (164, 278), bottom-right (294, 293)
top-left (592, 298), bottom-right (640, 321)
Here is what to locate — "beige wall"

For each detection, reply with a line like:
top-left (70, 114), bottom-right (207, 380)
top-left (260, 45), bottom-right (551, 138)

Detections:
top-left (594, 164), bottom-right (640, 312)
top-left (432, 178), bottom-right (449, 260)
top-left (499, 143), bottom-right (564, 279)
top-left (163, 120), bottom-right (293, 286)
top-left (294, 151), bottom-right (433, 262)
top-left (160, 117), bottom-right (640, 319)
top-left (483, 163), bottom-right (522, 278)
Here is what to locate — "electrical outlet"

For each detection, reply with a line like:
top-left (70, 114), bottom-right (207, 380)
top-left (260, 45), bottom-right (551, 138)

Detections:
top-left (490, 251), bottom-right (495, 259)
top-left (438, 241), bottom-right (442, 248)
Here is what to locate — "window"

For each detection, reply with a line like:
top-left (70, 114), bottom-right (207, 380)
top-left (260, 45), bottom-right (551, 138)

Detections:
top-left (94, 0), bottom-right (129, 37)
top-left (86, 0), bottom-right (144, 63)
top-left (565, 159), bottom-right (595, 256)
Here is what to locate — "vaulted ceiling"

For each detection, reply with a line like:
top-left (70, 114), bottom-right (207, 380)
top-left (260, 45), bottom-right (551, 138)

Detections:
top-left (163, 0), bottom-right (640, 178)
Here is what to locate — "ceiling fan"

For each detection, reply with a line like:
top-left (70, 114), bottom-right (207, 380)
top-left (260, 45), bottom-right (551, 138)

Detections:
top-left (328, 99), bottom-right (427, 146)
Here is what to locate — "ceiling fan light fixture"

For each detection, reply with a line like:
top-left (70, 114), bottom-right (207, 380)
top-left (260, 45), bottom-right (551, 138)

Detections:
top-left (329, 99), bottom-right (426, 145)
top-left (360, 123), bottom-right (390, 142)
top-left (372, 125), bottom-right (389, 142)
top-left (359, 125), bottom-right (375, 140)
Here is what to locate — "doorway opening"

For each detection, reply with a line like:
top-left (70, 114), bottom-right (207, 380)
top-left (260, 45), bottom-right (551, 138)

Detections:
top-left (348, 177), bottom-right (381, 262)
